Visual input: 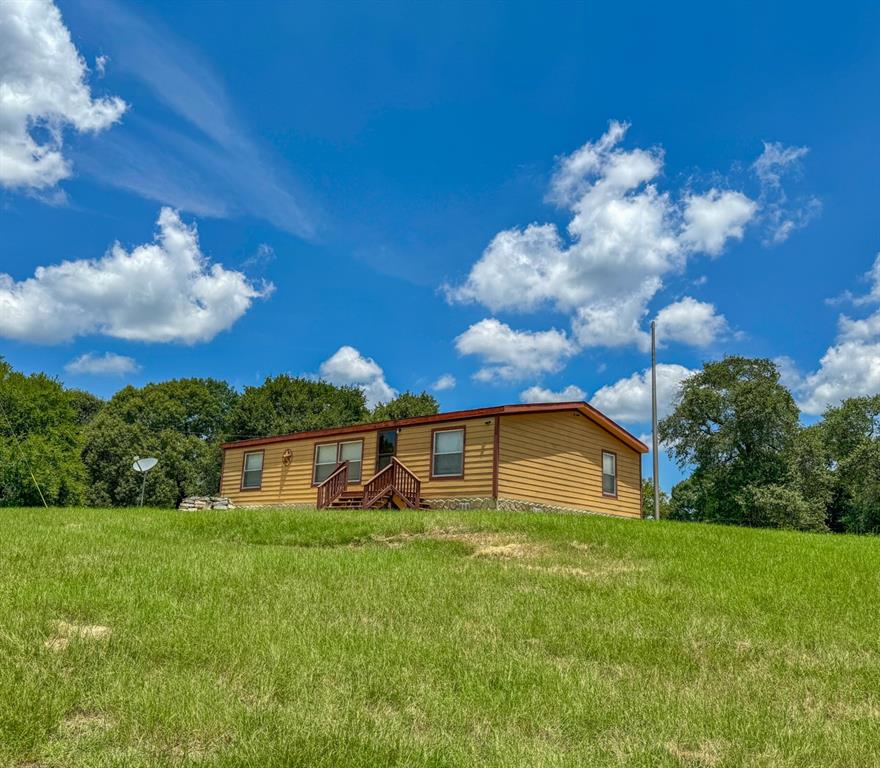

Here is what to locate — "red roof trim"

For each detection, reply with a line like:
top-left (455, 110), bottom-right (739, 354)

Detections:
top-left (221, 401), bottom-right (649, 454)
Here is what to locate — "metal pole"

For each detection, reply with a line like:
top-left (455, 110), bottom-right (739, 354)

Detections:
top-left (139, 472), bottom-right (147, 508)
top-left (651, 320), bottom-right (660, 520)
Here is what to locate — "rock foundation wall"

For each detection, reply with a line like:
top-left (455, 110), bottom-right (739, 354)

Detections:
top-left (178, 496), bottom-right (235, 511)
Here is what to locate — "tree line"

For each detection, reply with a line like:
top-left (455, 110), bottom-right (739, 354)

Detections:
top-left (0, 357), bottom-right (438, 508)
top-left (643, 356), bottom-right (880, 535)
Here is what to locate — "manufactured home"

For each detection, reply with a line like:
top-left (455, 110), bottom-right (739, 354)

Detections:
top-left (220, 402), bottom-right (648, 517)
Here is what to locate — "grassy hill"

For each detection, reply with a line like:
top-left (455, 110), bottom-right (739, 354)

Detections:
top-left (2, 507), bottom-right (879, 767)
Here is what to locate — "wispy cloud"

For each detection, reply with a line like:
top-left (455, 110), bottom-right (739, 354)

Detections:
top-left (71, 0), bottom-right (315, 237)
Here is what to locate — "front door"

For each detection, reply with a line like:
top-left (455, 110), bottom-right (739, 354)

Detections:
top-left (376, 429), bottom-right (397, 471)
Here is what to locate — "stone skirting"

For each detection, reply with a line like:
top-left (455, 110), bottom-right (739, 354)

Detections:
top-left (222, 496), bottom-right (634, 519)
top-left (178, 496), bottom-right (235, 511)
top-left (423, 496), bottom-right (632, 519)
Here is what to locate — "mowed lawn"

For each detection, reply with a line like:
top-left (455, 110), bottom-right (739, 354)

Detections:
top-left (2, 509), bottom-right (880, 767)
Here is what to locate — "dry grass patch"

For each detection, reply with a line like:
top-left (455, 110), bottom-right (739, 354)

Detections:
top-left (59, 710), bottom-right (115, 738)
top-left (371, 527), bottom-right (542, 555)
top-left (666, 740), bottom-right (727, 766)
top-left (371, 528), bottom-right (643, 580)
top-left (44, 620), bottom-right (112, 652)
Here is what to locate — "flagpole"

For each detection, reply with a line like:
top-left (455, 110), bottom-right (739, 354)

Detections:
top-left (651, 320), bottom-right (660, 520)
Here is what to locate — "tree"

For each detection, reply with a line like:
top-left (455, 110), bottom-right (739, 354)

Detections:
top-left (818, 395), bottom-right (880, 533)
top-left (371, 391), bottom-right (439, 422)
top-left (640, 478), bottom-right (669, 519)
top-left (736, 484), bottom-right (827, 532)
top-left (660, 357), bottom-right (800, 526)
top-left (0, 358), bottom-right (85, 506)
top-left (80, 379), bottom-right (238, 507)
top-left (667, 477), bottom-right (701, 521)
top-left (787, 425), bottom-right (834, 512)
top-left (225, 376), bottom-right (368, 439)
top-left (66, 389), bottom-right (104, 426)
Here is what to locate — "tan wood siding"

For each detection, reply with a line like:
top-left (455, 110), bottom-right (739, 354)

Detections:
top-left (497, 411), bottom-right (641, 517)
top-left (220, 417), bottom-right (494, 506)
top-left (395, 417), bottom-right (494, 499)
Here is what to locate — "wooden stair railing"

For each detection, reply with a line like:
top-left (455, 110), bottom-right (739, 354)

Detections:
top-left (316, 461), bottom-right (348, 509)
top-left (362, 457), bottom-right (421, 509)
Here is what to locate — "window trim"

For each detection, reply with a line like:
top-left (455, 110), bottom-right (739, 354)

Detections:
top-left (601, 449), bottom-right (618, 499)
top-left (240, 449), bottom-right (264, 491)
top-left (375, 428), bottom-right (398, 473)
top-left (430, 426), bottom-right (466, 480)
top-left (312, 438), bottom-right (365, 486)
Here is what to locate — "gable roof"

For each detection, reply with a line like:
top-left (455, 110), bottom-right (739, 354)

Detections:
top-left (221, 401), bottom-right (649, 454)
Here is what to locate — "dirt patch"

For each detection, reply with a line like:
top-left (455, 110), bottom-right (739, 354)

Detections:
top-left (45, 620), bottom-right (112, 651)
top-left (666, 740), bottom-right (726, 766)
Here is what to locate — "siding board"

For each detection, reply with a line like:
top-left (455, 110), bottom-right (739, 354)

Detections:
top-left (221, 417), bottom-right (494, 505)
top-left (497, 412), bottom-right (641, 517)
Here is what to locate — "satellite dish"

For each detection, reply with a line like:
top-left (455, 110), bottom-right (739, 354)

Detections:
top-left (132, 457), bottom-right (158, 473)
top-left (132, 456), bottom-right (159, 507)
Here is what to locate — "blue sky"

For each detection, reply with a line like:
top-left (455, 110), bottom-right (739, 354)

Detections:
top-left (2, 0), bottom-right (880, 487)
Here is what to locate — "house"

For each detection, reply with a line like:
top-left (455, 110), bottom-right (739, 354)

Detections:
top-left (219, 402), bottom-right (648, 517)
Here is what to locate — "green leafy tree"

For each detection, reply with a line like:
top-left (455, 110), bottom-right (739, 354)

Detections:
top-left (0, 358), bottom-right (85, 506)
top-left (225, 376), bottom-right (368, 439)
top-left (66, 389), bottom-right (104, 426)
top-left (838, 440), bottom-right (880, 533)
top-left (81, 379), bottom-right (237, 507)
top-left (667, 477), bottom-right (701, 521)
top-left (818, 395), bottom-right (880, 533)
top-left (736, 484), bottom-right (827, 531)
top-left (641, 478), bottom-right (670, 519)
top-left (371, 391), bottom-right (439, 422)
top-left (660, 357), bottom-right (800, 526)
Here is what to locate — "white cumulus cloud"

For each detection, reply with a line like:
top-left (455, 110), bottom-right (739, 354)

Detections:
top-left (65, 352), bottom-right (139, 376)
top-left (590, 364), bottom-right (697, 425)
top-left (319, 346), bottom-right (397, 409)
top-left (455, 319), bottom-right (575, 382)
top-left (0, 207), bottom-right (271, 344)
top-left (795, 252), bottom-right (880, 414)
top-left (520, 384), bottom-right (587, 403)
top-left (446, 121), bottom-right (757, 354)
top-left (655, 297), bottom-right (727, 347)
top-left (681, 189), bottom-right (757, 256)
top-left (0, 0), bottom-right (127, 189)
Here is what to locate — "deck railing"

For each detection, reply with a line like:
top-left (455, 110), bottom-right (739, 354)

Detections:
top-left (316, 461), bottom-right (348, 508)
top-left (362, 457), bottom-right (421, 509)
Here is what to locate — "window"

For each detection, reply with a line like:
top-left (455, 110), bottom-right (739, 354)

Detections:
top-left (376, 429), bottom-right (397, 471)
top-left (432, 428), bottom-right (464, 478)
top-left (241, 451), bottom-right (263, 490)
top-left (313, 440), bottom-right (363, 484)
top-left (602, 451), bottom-right (617, 497)
top-left (338, 441), bottom-right (363, 482)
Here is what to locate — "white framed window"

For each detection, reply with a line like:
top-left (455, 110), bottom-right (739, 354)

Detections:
top-left (602, 451), bottom-right (617, 497)
top-left (313, 440), bottom-right (363, 484)
top-left (432, 428), bottom-right (464, 478)
top-left (241, 451), bottom-right (264, 490)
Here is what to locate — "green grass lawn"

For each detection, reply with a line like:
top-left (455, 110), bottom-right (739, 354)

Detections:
top-left (2, 507), bottom-right (880, 767)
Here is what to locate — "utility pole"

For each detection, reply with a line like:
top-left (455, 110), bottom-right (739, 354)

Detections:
top-left (651, 320), bottom-right (660, 520)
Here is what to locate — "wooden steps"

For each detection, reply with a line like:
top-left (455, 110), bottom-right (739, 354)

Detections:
top-left (325, 489), bottom-right (429, 510)
top-left (319, 458), bottom-right (427, 510)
